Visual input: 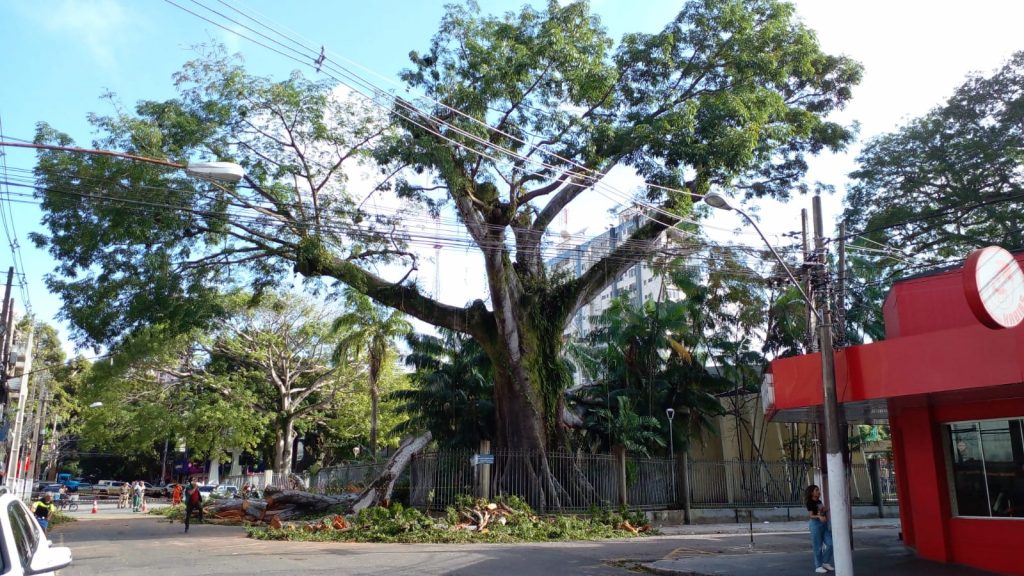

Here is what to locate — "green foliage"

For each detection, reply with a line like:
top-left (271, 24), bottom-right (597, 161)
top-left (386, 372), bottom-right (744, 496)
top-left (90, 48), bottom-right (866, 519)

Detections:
top-left (572, 294), bottom-right (730, 454)
top-left (32, 1), bottom-right (859, 464)
top-left (844, 51), bottom-right (1024, 339)
top-left (247, 496), bottom-right (651, 543)
top-left (587, 503), bottom-right (648, 530)
top-left (48, 509), bottom-right (75, 529)
top-left (389, 330), bottom-right (495, 450)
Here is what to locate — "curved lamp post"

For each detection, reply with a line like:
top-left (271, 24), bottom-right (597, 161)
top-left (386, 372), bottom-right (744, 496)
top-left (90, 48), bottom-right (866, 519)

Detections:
top-left (704, 191), bottom-right (852, 576)
top-left (0, 141), bottom-right (244, 183)
top-left (665, 407), bottom-right (675, 504)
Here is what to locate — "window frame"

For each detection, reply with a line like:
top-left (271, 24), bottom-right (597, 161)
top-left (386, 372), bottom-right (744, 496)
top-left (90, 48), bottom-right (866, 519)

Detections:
top-left (944, 416), bottom-right (1024, 519)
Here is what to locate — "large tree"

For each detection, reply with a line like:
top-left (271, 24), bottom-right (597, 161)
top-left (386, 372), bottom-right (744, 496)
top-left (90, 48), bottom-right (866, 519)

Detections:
top-left (32, 1), bottom-right (859, 505)
top-left (844, 51), bottom-right (1024, 335)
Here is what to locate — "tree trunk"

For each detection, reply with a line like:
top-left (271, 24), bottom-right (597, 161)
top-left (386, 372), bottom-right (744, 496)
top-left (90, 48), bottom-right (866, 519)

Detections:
top-left (369, 379), bottom-right (379, 458)
top-left (485, 290), bottom-right (572, 512)
top-left (274, 415), bottom-right (296, 474)
top-left (352, 431), bottom-right (432, 511)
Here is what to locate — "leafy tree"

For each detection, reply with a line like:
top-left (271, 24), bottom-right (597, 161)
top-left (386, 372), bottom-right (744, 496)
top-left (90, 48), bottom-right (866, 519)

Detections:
top-left (31, 1), bottom-right (859, 505)
top-left (79, 325), bottom-right (265, 479)
top-left (318, 353), bottom-right (410, 465)
top-left (333, 289), bottom-right (411, 457)
top-left (210, 293), bottom-right (360, 474)
top-left (390, 330), bottom-right (495, 450)
top-left (844, 51), bottom-right (1024, 334)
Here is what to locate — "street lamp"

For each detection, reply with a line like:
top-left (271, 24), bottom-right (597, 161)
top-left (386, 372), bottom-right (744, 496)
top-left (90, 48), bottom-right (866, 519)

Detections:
top-left (0, 141), bottom-right (244, 183)
top-left (665, 407), bottom-right (675, 504)
top-left (704, 191), bottom-right (852, 576)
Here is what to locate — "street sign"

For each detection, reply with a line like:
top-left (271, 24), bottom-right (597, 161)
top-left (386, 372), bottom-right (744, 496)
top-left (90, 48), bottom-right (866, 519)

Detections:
top-left (471, 453), bottom-right (495, 466)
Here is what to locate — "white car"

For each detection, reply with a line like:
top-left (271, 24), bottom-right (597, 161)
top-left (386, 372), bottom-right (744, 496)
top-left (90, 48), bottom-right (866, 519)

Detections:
top-left (0, 492), bottom-right (72, 575)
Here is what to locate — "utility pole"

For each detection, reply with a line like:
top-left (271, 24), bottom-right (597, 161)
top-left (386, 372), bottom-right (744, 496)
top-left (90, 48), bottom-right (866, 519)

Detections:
top-left (837, 222), bottom-right (848, 348)
top-left (27, 382), bottom-right (48, 483)
top-left (813, 196), bottom-right (853, 575)
top-left (5, 327), bottom-right (34, 494)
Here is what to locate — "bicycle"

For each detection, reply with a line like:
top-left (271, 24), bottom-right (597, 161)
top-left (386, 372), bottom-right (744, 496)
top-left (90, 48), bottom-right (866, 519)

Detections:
top-left (56, 496), bottom-right (79, 512)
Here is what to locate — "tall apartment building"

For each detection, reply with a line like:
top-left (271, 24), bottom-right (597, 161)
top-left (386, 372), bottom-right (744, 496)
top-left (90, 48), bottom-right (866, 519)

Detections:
top-left (547, 210), bottom-right (682, 341)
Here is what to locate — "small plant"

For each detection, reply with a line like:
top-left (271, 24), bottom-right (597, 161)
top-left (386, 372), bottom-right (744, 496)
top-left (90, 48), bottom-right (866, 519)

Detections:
top-left (49, 509), bottom-right (75, 529)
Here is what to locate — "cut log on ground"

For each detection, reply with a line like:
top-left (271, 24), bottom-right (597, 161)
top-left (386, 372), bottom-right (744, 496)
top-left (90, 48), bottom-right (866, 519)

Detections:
top-left (205, 492), bottom-right (355, 524)
top-left (352, 431), bottom-right (432, 512)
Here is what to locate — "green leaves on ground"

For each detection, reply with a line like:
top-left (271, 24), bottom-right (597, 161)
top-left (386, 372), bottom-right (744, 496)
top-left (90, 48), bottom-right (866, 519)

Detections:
top-left (246, 496), bottom-right (651, 543)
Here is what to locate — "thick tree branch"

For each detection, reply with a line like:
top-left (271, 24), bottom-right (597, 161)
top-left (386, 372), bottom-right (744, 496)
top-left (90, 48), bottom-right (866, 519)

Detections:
top-left (296, 248), bottom-right (489, 337)
top-left (553, 210), bottom-right (680, 326)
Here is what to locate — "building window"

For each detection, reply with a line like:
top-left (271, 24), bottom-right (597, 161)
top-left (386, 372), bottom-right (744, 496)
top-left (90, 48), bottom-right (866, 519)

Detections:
top-left (946, 419), bottom-right (1024, 518)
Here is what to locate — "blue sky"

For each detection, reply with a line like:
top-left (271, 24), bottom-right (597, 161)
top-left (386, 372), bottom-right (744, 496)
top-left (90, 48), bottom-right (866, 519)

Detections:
top-left (2, 0), bottom-right (1024, 353)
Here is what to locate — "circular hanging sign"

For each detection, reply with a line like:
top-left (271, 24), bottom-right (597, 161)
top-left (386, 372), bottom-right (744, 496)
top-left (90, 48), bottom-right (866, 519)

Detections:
top-left (963, 246), bottom-right (1024, 329)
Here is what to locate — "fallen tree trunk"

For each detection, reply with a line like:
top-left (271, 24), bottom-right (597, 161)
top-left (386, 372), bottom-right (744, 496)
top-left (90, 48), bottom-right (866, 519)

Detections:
top-left (352, 431), bottom-right (432, 512)
top-left (264, 490), bottom-right (357, 511)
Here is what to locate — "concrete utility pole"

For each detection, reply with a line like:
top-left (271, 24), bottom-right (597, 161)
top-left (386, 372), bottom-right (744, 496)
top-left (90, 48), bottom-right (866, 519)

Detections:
top-left (27, 382), bottom-right (49, 483)
top-left (813, 196), bottom-right (853, 575)
top-left (704, 191), bottom-right (853, 575)
top-left (5, 328), bottom-right (34, 493)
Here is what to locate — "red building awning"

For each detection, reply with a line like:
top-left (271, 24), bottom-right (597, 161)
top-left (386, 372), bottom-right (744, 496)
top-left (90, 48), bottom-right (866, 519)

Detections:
top-left (767, 252), bottom-right (1024, 422)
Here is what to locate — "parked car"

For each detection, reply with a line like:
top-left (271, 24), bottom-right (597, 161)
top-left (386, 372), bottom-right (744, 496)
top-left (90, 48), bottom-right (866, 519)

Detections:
top-left (0, 490), bottom-right (73, 575)
top-left (213, 485), bottom-right (239, 498)
top-left (142, 482), bottom-right (163, 498)
top-left (55, 473), bottom-right (80, 492)
top-left (95, 480), bottom-right (124, 495)
top-left (197, 485), bottom-right (216, 499)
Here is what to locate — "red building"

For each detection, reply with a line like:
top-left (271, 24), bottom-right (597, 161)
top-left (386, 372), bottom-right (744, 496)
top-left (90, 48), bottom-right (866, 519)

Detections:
top-left (768, 248), bottom-right (1024, 576)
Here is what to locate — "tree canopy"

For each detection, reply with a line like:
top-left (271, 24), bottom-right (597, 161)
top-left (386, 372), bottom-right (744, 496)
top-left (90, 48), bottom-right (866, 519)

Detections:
top-left (31, 0), bottom-right (860, 503)
top-left (843, 51), bottom-right (1024, 336)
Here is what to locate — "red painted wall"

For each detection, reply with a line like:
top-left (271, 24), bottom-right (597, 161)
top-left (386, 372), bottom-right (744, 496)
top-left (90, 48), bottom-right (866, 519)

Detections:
top-left (769, 252), bottom-right (1024, 575)
top-left (889, 394), bottom-right (1024, 575)
top-left (883, 252), bottom-right (1024, 339)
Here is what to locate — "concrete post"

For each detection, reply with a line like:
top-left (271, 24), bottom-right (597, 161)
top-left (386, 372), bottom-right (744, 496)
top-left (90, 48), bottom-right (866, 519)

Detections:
top-left (478, 440), bottom-right (491, 500)
top-left (613, 445), bottom-right (628, 507)
top-left (868, 458), bottom-right (884, 518)
top-left (677, 452), bottom-right (692, 524)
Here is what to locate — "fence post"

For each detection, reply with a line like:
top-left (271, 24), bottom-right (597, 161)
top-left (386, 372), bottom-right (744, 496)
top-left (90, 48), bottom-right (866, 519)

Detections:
top-left (477, 440), bottom-right (492, 500)
top-left (613, 445), bottom-right (628, 507)
top-left (868, 458), bottom-right (884, 518)
top-left (725, 461), bottom-right (735, 504)
top-left (677, 452), bottom-right (692, 524)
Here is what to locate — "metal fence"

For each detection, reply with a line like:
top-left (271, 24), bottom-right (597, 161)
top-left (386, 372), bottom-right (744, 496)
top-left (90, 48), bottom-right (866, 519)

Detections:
top-left (688, 459), bottom-right (813, 507)
top-left (310, 462), bottom-right (390, 495)
top-left (403, 453), bottom-right (898, 513)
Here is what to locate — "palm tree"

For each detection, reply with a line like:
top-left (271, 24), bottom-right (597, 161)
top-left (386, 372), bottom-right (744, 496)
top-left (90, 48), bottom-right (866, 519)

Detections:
top-left (572, 293), bottom-right (731, 455)
top-left (334, 290), bottom-right (412, 457)
top-left (389, 330), bottom-right (494, 450)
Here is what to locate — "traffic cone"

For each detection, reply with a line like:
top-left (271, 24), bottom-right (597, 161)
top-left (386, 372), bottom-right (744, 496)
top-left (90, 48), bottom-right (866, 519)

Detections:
top-left (91, 499), bottom-right (98, 514)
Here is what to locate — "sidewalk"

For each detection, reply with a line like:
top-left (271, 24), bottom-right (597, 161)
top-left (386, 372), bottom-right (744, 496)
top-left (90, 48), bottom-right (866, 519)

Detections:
top-left (644, 518), bottom-right (998, 575)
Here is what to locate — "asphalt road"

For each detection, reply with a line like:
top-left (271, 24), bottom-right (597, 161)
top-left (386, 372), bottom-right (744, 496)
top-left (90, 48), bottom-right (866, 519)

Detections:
top-left (51, 511), bottom-right (913, 576)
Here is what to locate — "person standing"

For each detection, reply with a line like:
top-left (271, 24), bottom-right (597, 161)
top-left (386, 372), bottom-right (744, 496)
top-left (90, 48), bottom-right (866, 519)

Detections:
top-left (171, 483), bottom-right (183, 506)
top-left (131, 481), bottom-right (140, 512)
top-left (32, 493), bottom-right (56, 534)
top-left (806, 484), bottom-right (835, 573)
top-left (183, 478), bottom-right (204, 533)
top-left (118, 482), bottom-right (130, 509)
